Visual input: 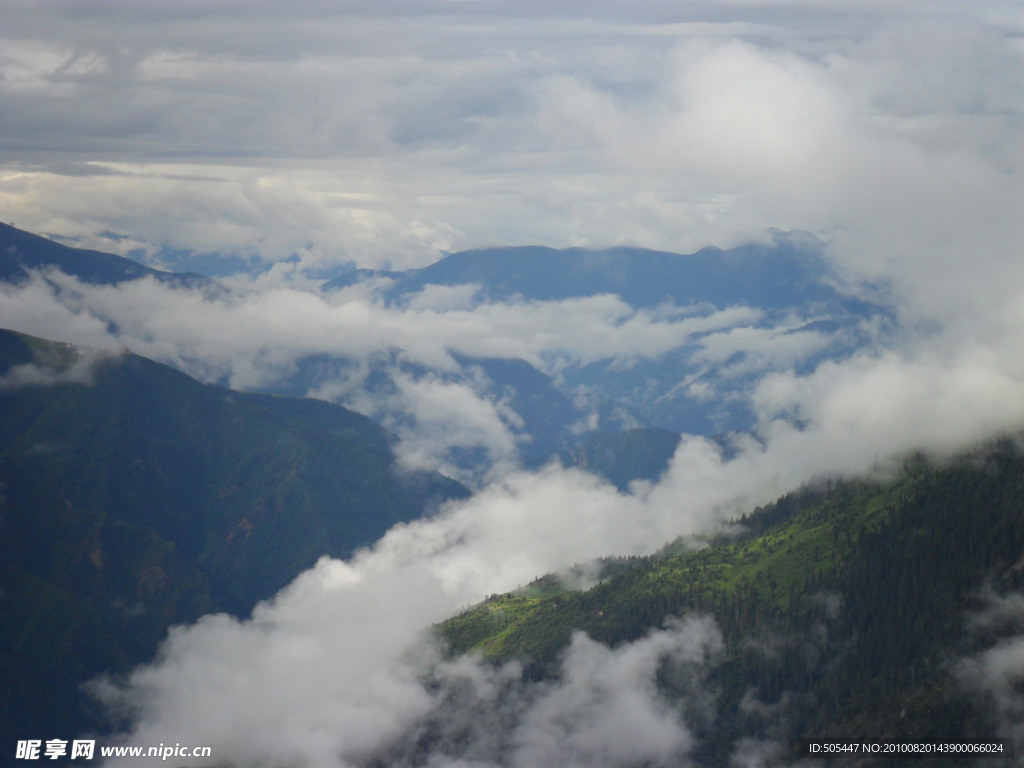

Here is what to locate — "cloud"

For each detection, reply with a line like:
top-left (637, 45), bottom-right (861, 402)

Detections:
top-left (0, 356), bottom-right (100, 391)
top-left (1, 271), bottom-right (761, 377)
top-left (90, 559), bottom-right (446, 768)
top-left (751, 346), bottom-right (1024, 463)
top-left (506, 617), bottom-right (722, 768)
top-left (75, 323), bottom-right (1024, 767)
top-left (91, 529), bottom-right (725, 768)
top-left (372, 616), bottom-right (725, 768)
top-left (1, 1), bottom-right (1019, 283)
top-left (0, 275), bottom-right (122, 352)
top-left (368, 368), bottom-right (527, 480)
top-left (691, 320), bottom-right (839, 378)
top-left (87, 462), bottom-right (695, 767)
top-left (955, 589), bottom-right (1024, 740)
top-left (1, 268), bottom-right (808, 478)
top-left (83, 313), bottom-right (1024, 766)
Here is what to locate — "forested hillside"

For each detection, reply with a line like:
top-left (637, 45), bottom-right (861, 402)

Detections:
top-left (0, 328), bottom-right (468, 747)
top-left (440, 440), bottom-right (1024, 766)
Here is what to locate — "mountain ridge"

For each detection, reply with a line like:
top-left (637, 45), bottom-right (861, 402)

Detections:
top-left (0, 327), bottom-right (469, 748)
top-left (321, 232), bottom-right (867, 314)
top-left (0, 222), bottom-right (890, 470)
top-left (0, 222), bottom-right (211, 289)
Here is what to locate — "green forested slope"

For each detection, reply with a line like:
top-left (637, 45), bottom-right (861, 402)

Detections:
top-left (0, 328), bottom-right (468, 746)
top-left (440, 442), bottom-right (1024, 765)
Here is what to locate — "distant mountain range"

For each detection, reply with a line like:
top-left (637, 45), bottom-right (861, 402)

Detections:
top-left (321, 232), bottom-right (889, 441)
top-left (0, 328), bottom-right (467, 746)
top-left (323, 231), bottom-right (865, 312)
top-left (0, 223), bottom-right (891, 476)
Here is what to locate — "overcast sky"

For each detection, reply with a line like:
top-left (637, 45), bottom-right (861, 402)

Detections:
top-left (2, 1), bottom-right (1020, 278)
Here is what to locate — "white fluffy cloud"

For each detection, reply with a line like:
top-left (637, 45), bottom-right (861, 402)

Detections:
top-left (89, 464), bottom-right (713, 767)
top-left (506, 618), bottom-right (722, 768)
top-left (0, 352), bottom-right (107, 391)
top-left (0, 269), bottom-right (787, 478)
top-left (86, 334), bottom-right (1024, 767)
top-left (0, 271), bottom-right (758, 377)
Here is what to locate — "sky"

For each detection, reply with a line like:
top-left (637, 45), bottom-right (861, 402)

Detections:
top-left (3, 1), bottom-right (1024, 766)
top-left (2, 1), bottom-right (1020, 279)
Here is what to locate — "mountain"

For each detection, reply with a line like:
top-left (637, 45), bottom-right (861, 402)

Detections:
top-left (437, 439), bottom-right (1024, 766)
top-left (3, 224), bottom-right (1015, 765)
top-left (0, 223), bottom-right (647, 471)
top-left (322, 231), bottom-right (861, 312)
top-left (0, 328), bottom-right (468, 746)
top-left (323, 232), bottom-right (890, 440)
top-left (559, 427), bottom-right (683, 490)
top-left (0, 221), bottom-right (211, 288)
top-left (0, 222), bottom-right (890, 477)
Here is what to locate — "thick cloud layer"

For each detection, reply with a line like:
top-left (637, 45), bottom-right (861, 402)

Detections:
top-left (397, 616), bottom-right (724, 768)
top-left (86, 448), bottom-right (737, 767)
top-left (1, 1), bottom-right (1020, 288)
top-left (83, 339), bottom-right (1024, 768)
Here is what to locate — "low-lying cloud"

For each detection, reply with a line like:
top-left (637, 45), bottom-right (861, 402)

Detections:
top-left (0, 267), bottom-right (841, 479)
top-left (388, 616), bottom-right (723, 768)
top-left (89, 469), bottom-right (729, 768)
top-left (0, 356), bottom-right (99, 391)
top-left (956, 590), bottom-right (1024, 743)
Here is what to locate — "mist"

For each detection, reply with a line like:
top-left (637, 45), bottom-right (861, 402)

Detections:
top-left (0, 267), bottom-right (800, 479)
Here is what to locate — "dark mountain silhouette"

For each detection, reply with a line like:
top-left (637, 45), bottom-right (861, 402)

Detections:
top-left (0, 222), bottom-right (211, 288)
top-left (0, 328), bottom-right (468, 747)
